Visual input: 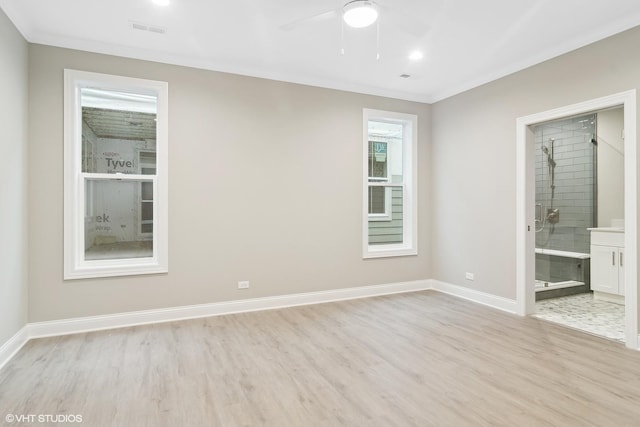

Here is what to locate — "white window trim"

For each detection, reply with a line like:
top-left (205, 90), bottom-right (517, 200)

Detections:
top-left (64, 69), bottom-right (168, 279)
top-left (362, 109), bottom-right (418, 258)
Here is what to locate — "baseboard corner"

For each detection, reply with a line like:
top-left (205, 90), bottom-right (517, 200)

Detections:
top-left (429, 279), bottom-right (518, 314)
top-left (0, 326), bottom-right (30, 371)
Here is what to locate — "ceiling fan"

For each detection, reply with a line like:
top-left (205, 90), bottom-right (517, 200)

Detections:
top-left (279, 0), bottom-right (428, 38)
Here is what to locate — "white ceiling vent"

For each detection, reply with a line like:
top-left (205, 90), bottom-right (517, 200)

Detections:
top-left (130, 21), bottom-right (166, 35)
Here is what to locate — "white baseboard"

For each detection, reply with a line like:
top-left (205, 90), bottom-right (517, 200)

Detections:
top-left (0, 326), bottom-right (30, 371)
top-left (28, 280), bottom-right (432, 339)
top-left (12, 278), bottom-right (638, 371)
top-left (429, 279), bottom-right (518, 314)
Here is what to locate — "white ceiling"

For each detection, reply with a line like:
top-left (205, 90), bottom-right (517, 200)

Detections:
top-left (3, 0), bottom-right (640, 103)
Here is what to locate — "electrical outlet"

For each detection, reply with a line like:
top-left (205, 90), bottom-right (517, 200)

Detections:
top-left (465, 272), bottom-right (475, 281)
top-left (238, 281), bottom-right (250, 289)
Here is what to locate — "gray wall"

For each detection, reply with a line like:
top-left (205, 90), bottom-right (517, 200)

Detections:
top-left (0, 9), bottom-right (29, 344)
top-left (27, 44), bottom-right (431, 322)
top-left (431, 25), bottom-right (640, 310)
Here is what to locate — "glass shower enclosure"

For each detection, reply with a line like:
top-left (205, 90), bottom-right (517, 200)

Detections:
top-left (534, 114), bottom-right (596, 299)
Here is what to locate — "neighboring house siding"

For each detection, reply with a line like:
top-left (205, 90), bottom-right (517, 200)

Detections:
top-left (369, 187), bottom-right (403, 244)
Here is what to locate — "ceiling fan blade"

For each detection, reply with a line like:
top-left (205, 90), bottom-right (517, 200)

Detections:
top-left (279, 8), bottom-right (339, 31)
top-left (376, 1), bottom-right (429, 38)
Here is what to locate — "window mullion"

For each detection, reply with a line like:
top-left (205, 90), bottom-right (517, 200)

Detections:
top-left (367, 182), bottom-right (403, 187)
top-left (80, 172), bottom-right (155, 181)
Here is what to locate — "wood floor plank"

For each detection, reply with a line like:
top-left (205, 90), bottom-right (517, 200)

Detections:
top-left (1, 291), bottom-right (640, 426)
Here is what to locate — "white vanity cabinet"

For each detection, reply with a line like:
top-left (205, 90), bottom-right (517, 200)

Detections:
top-left (589, 228), bottom-right (625, 298)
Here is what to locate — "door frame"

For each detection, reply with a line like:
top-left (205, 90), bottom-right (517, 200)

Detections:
top-left (515, 90), bottom-right (638, 350)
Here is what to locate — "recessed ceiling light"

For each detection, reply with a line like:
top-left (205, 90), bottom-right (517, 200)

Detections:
top-left (152, 0), bottom-right (170, 6)
top-left (343, 1), bottom-right (378, 29)
top-left (409, 51), bottom-right (424, 61)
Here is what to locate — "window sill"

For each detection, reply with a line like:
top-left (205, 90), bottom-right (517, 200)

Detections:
top-left (64, 258), bottom-right (167, 280)
top-left (363, 246), bottom-right (417, 259)
top-left (368, 214), bottom-right (392, 222)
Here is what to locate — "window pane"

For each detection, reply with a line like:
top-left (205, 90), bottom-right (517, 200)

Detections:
top-left (140, 151), bottom-right (157, 176)
top-left (368, 121), bottom-right (403, 184)
top-left (84, 179), bottom-right (153, 260)
top-left (368, 141), bottom-right (387, 178)
top-left (368, 186), bottom-right (386, 214)
top-left (139, 151), bottom-right (156, 164)
top-left (141, 182), bottom-right (153, 201)
top-left (81, 88), bottom-right (157, 174)
top-left (141, 201), bottom-right (153, 221)
top-left (368, 187), bottom-right (404, 245)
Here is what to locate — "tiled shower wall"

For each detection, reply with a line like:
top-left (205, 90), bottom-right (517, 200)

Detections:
top-left (535, 114), bottom-right (596, 283)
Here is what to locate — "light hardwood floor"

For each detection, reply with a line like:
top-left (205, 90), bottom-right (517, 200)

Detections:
top-left (1, 291), bottom-right (640, 426)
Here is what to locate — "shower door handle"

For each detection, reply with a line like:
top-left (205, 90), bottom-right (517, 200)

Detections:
top-left (535, 203), bottom-right (543, 222)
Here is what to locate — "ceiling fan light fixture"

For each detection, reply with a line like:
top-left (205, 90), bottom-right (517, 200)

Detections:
top-left (343, 1), bottom-right (378, 29)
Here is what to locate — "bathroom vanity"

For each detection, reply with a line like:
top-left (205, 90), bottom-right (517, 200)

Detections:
top-left (589, 227), bottom-right (625, 303)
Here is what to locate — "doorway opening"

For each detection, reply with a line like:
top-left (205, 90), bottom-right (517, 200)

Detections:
top-left (516, 90), bottom-right (638, 349)
top-left (532, 110), bottom-right (624, 342)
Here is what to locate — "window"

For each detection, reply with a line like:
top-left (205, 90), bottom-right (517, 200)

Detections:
top-left (64, 70), bottom-right (168, 279)
top-left (363, 109), bottom-right (417, 258)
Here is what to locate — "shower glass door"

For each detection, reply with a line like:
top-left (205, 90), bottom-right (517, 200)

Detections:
top-left (534, 114), bottom-right (596, 297)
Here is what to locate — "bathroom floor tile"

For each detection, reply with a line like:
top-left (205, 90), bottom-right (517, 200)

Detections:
top-left (534, 293), bottom-right (625, 342)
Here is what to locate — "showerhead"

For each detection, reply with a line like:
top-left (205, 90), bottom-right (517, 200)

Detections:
top-left (542, 144), bottom-right (555, 167)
